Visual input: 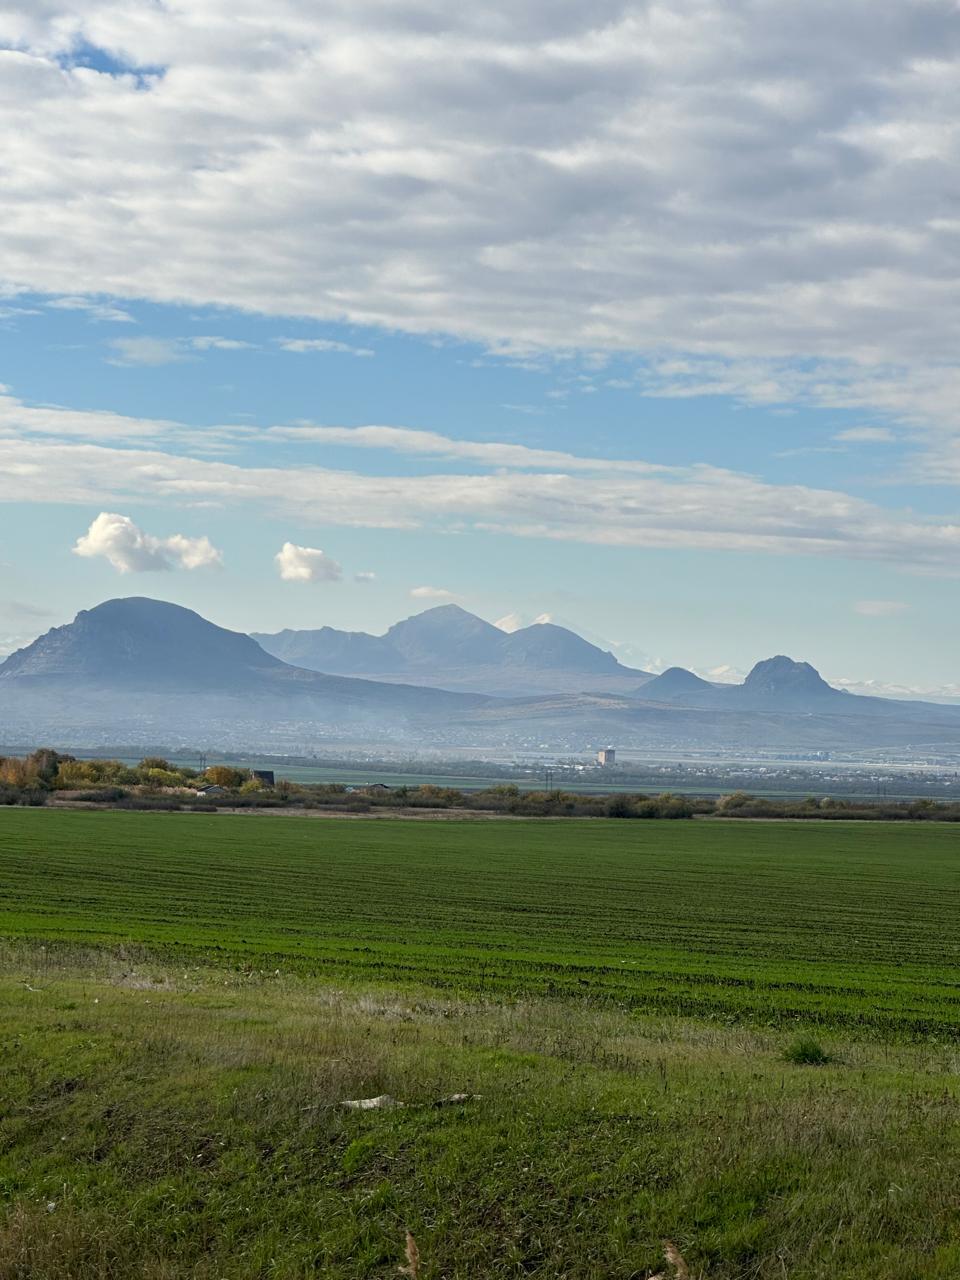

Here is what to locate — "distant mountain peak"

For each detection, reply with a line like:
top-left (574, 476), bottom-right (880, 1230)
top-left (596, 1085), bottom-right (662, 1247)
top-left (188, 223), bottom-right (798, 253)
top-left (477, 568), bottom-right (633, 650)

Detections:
top-left (409, 602), bottom-right (474, 619)
top-left (743, 655), bottom-right (835, 698)
top-left (0, 595), bottom-right (282, 685)
top-left (504, 620), bottom-right (622, 672)
top-left (386, 604), bottom-right (505, 665)
top-left (634, 665), bottom-right (717, 704)
top-left (652, 666), bottom-right (713, 688)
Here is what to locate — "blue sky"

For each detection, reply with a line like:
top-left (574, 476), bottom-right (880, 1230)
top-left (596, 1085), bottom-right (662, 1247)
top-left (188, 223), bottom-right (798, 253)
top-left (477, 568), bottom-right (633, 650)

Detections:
top-left (2, 2), bottom-right (960, 696)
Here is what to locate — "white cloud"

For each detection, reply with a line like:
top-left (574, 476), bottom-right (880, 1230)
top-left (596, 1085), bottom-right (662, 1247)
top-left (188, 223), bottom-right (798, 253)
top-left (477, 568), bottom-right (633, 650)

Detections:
top-left (47, 295), bottom-right (134, 323)
top-left (72, 512), bottom-right (222, 573)
top-left (269, 424), bottom-right (667, 473)
top-left (275, 541), bottom-right (343, 582)
top-left (190, 335), bottom-right (254, 351)
top-left (835, 427), bottom-right (897, 444)
top-left (0, 388), bottom-right (247, 447)
top-left (107, 336), bottom-right (188, 366)
top-left (6, 395), bottom-right (960, 573)
top-left (410, 586), bottom-right (455, 600)
top-left (276, 338), bottom-right (374, 357)
top-left (354, 570), bottom-right (376, 582)
top-left (705, 664), bottom-right (748, 685)
top-left (4, 4), bottom-right (960, 437)
top-left (853, 599), bottom-right (908, 617)
top-left (495, 611), bottom-right (553, 632)
top-left (831, 677), bottom-right (960, 704)
top-left (106, 334), bottom-right (256, 364)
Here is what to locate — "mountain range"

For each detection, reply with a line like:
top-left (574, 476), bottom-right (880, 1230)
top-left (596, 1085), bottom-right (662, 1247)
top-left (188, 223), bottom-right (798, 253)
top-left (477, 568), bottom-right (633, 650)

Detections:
top-left (252, 604), bottom-right (650, 696)
top-left (0, 598), bottom-right (488, 747)
top-left (1, 597), bottom-right (958, 756)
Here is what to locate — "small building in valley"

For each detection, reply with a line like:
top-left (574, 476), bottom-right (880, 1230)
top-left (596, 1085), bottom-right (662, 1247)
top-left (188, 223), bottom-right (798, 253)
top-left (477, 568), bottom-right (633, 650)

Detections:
top-left (596, 747), bottom-right (616, 767)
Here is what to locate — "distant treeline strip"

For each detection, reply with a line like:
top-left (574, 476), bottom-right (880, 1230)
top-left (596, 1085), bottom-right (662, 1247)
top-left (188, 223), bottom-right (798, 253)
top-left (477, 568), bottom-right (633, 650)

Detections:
top-left (1, 749), bottom-right (959, 821)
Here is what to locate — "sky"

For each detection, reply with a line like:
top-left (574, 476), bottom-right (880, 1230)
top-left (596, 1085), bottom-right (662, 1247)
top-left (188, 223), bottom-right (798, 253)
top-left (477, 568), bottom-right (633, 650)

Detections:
top-left (1, 0), bottom-right (959, 697)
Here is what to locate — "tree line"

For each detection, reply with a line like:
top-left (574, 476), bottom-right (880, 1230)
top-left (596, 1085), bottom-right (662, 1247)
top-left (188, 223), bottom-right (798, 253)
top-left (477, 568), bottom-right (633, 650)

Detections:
top-left (2, 750), bottom-right (960, 821)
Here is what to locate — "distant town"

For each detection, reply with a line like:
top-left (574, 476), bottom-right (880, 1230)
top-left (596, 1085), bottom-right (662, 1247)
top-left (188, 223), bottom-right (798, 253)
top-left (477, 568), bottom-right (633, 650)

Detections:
top-left (3, 742), bottom-right (957, 803)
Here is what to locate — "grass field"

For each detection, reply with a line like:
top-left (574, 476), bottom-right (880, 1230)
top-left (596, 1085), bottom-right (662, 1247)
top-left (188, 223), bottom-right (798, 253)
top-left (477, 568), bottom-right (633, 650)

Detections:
top-left (4, 946), bottom-right (960, 1278)
top-left (4, 809), bottom-right (960, 1278)
top-left (2, 809), bottom-right (960, 1035)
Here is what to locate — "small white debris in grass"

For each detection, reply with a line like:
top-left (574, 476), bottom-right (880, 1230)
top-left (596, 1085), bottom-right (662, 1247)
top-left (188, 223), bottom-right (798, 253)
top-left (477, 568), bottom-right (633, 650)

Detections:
top-left (46, 1202), bottom-right (56, 1212)
top-left (340, 1092), bottom-right (481, 1111)
top-left (340, 1094), bottom-right (404, 1110)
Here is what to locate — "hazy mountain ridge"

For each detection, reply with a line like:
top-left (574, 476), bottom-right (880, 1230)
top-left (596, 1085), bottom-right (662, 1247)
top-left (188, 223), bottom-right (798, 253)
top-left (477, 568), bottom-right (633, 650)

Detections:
top-left (252, 604), bottom-right (649, 696)
top-left (0, 599), bottom-right (491, 746)
top-left (2, 597), bottom-right (285, 686)
top-left (1, 597), bottom-right (958, 754)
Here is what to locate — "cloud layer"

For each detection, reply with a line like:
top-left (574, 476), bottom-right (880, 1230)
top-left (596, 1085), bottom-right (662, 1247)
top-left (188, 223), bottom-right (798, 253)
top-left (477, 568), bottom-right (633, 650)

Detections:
top-left (3, 394), bottom-right (960, 573)
top-left (73, 511), bottom-right (223, 572)
top-left (4, 2), bottom-right (960, 432)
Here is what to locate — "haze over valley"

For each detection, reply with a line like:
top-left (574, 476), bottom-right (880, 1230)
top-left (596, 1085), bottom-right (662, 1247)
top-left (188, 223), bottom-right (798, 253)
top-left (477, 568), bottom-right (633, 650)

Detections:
top-left (3, 596), bottom-right (959, 762)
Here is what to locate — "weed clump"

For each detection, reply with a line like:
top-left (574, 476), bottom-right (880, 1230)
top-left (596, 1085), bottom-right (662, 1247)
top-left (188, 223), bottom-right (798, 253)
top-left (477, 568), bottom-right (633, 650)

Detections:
top-left (783, 1034), bottom-right (832, 1065)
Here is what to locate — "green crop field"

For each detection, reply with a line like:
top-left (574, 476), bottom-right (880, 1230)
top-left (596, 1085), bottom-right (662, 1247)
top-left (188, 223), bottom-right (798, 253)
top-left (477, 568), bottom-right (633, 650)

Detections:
top-left (5, 809), bottom-right (960, 1277)
top-left (3, 808), bottom-right (960, 1036)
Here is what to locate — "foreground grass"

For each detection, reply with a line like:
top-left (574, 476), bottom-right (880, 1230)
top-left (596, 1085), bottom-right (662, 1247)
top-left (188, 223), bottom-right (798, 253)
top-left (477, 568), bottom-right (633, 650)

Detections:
top-left (3, 943), bottom-right (960, 1279)
top-left (3, 809), bottom-right (960, 1035)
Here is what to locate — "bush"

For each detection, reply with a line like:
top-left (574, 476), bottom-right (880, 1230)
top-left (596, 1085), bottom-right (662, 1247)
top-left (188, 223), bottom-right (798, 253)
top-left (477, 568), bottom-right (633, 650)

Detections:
top-left (716, 790), bottom-right (754, 814)
top-left (605, 794), bottom-right (634, 818)
top-left (71, 787), bottom-right (128, 802)
top-left (116, 796), bottom-right (183, 812)
top-left (655, 792), bottom-right (694, 819)
top-left (0, 787), bottom-right (47, 806)
top-left (784, 1034), bottom-right (832, 1066)
top-left (139, 756), bottom-right (172, 772)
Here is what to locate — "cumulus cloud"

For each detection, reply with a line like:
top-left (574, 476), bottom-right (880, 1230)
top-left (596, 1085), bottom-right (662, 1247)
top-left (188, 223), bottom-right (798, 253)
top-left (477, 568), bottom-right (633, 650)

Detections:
top-left (73, 512), bottom-right (223, 572)
top-left (5, 3), bottom-right (960, 437)
top-left (275, 541), bottom-right (343, 582)
top-left (410, 586), bottom-right (456, 600)
top-left (853, 600), bottom-right (908, 617)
